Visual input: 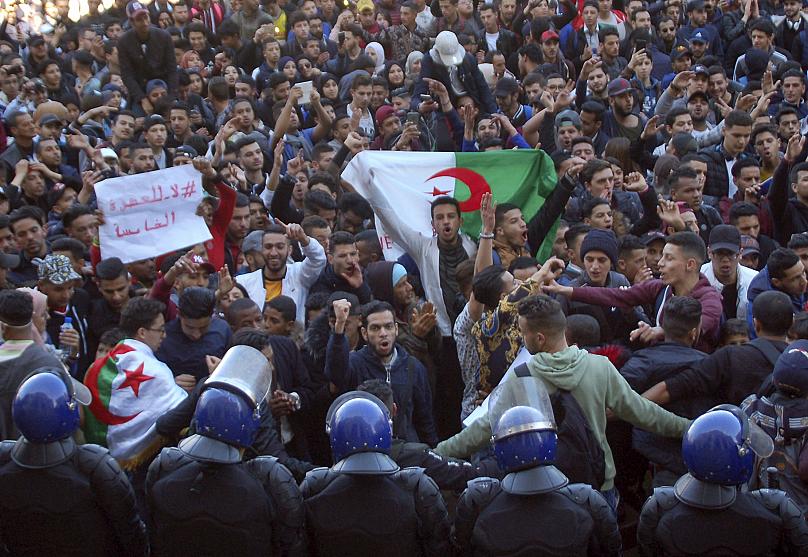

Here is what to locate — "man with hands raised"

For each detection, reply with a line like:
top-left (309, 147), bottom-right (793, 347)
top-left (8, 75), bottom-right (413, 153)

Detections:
top-left (236, 219), bottom-right (326, 323)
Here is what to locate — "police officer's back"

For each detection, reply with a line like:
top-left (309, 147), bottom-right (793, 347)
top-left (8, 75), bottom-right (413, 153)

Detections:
top-left (145, 346), bottom-right (305, 556)
top-left (0, 367), bottom-right (148, 557)
top-left (638, 405), bottom-right (808, 556)
top-left (301, 391), bottom-right (451, 556)
top-left (452, 376), bottom-right (621, 556)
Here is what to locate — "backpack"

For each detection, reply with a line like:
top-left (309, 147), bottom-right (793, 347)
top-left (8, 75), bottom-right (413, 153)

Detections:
top-left (515, 363), bottom-right (606, 489)
top-left (744, 394), bottom-right (808, 514)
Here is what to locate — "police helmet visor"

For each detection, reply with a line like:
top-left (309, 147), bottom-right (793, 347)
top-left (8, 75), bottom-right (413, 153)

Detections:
top-left (204, 345), bottom-right (272, 407)
top-left (488, 375), bottom-right (555, 440)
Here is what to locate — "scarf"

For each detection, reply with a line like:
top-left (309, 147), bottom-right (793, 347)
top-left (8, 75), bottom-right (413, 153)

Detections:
top-left (438, 239), bottom-right (469, 325)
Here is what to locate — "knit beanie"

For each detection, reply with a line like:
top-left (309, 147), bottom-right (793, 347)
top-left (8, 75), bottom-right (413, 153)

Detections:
top-left (580, 229), bottom-right (618, 268)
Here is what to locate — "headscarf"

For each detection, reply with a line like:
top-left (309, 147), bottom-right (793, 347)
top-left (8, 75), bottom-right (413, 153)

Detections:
top-left (17, 287), bottom-right (48, 346)
top-left (405, 51), bottom-right (423, 79)
top-left (365, 42), bottom-right (386, 75)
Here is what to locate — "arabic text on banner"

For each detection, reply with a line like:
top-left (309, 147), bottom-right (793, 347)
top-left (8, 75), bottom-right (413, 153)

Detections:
top-left (95, 165), bottom-right (213, 264)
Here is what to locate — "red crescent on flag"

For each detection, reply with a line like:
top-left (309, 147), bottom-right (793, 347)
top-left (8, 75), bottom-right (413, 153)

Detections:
top-left (426, 167), bottom-right (492, 212)
top-left (84, 344), bottom-right (141, 425)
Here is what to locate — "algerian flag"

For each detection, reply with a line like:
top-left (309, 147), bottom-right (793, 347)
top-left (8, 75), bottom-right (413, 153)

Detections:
top-left (83, 340), bottom-right (187, 469)
top-left (341, 150), bottom-right (559, 262)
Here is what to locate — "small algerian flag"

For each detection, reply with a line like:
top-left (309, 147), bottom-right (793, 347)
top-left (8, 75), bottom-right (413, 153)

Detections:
top-left (341, 149), bottom-right (559, 262)
top-left (83, 340), bottom-right (187, 469)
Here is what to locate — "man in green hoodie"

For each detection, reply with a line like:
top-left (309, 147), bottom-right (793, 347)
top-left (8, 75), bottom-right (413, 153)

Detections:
top-left (434, 294), bottom-right (691, 503)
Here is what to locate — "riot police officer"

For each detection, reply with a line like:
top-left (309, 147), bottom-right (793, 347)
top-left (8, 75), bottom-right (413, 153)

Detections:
top-left (145, 345), bottom-right (306, 556)
top-left (452, 375), bottom-right (621, 556)
top-left (0, 367), bottom-right (148, 556)
top-left (300, 390), bottom-right (451, 556)
top-left (638, 405), bottom-right (808, 555)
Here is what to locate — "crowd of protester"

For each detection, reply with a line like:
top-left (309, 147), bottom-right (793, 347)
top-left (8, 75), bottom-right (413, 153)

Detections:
top-left (3, 0), bottom-right (808, 551)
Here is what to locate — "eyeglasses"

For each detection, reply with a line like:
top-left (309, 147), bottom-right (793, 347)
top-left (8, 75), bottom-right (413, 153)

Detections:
top-left (145, 326), bottom-right (166, 334)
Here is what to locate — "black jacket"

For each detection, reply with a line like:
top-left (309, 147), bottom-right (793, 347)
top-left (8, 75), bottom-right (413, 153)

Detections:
top-left (414, 52), bottom-right (497, 114)
top-left (527, 173), bottom-right (576, 258)
top-left (770, 156), bottom-right (808, 245)
top-left (308, 264), bottom-right (373, 305)
top-left (478, 28), bottom-right (519, 72)
top-left (117, 25), bottom-right (178, 103)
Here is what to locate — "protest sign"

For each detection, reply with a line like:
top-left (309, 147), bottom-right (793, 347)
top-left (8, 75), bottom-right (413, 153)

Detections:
top-left (95, 165), bottom-right (212, 264)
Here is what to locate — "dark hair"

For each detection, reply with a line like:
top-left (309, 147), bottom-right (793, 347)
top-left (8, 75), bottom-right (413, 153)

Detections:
top-left (328, 230), bottom-right (356, 253)
top-left (753, 290), bottom-right (794, 335)
top-left (9, 206), bottom-right (45, 229)
top-left (565, 223), bottom-right (591, 247)
top-left (472, 264), bottom-right (508, 308)
top-left (50, 237), bottom-right (85, 261)
top-left (119, 297), bottom-right (166, 337)
top-left (751, 123), bottom-right (778, 146)
top-left (768, 248), bottom-right (800, 280)
top-left (305, 189), bottom-right (337, 212)
top-left (661, 296), bottom-right (702, 339)
top-left (582, 196), bottom-right (610, 219)
top-left (96, 257), bottom-right (127, 281)
top-left (666, 231), bottom-right (706, 263)
top-left (229, 327), bottom-right (272, 351)
top-left (789, 161), bottom-right (808, 186)
top-left (665, 106), bottom-right (690, 127)
top-left (225, 297), bottom-right (261, 328)
top-left (178, 286), bottom-right (216, 319)
top-left (357, 378), bottom-right (395, 411)
top-left (266, 295), bottom-right (297, 322)
top-left (509, 256), bottom-right (539, 274)
top-left (361, 300), bottom-right (395, 327)
top-left (565, 314), bottom-right (600, 347)
top-left (728, 201), bottom-right (758, 224)
top-left (598, 26), bottom-right (620, 43)
top-left (430, 196), bottom-right (461, 220)
top-left (351, 74), bottom-right (372, 91)
top-left (0, 289), bottom-right (33, 326)
top-left (301, 215), bottom-right (329, 235)
top-left (790, 311), bottom-right (808, 340)
top-left (518, 43), bottom-right (541, 64)
top-left (720, 318), bottom-right (748, 343)
top-left (99, 327), bottom-right (125, 346)
top-left (338, 191), bottom-right (373, 219)
top-left (668, 167), bottom-right (699, 191)
top-left (580, 101), bottom-right (605, 120)
top-left (517, 294), bottom-right (566, 335)
top-left (749, 18), bottom-right (775, 36)
top-left (61, 204), bottom-right (94, 230)
top-left (724, 109), bottom-right (753, 129)
top-left (218, 18), bottom-right (240, 37)
top-left (309, 171), bottom-right (338, 194)
top-left (581, 159), bottom-right (612, 186)
top-left (788, 233), bottom-right (808, 250)
top-left (731, 158), bottom-right (760, 178)
top-left (776, 105), bottom-right (799, 124)
top-left (493, 202), bottom-right (520, 229)
top-left (619, 234), bottom-right (645, 257)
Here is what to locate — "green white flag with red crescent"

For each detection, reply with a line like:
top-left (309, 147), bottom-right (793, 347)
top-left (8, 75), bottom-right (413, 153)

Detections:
top-left (341, 149), bottom-right (559, 262)
top-left (83, 339), bottom-right (187, 468)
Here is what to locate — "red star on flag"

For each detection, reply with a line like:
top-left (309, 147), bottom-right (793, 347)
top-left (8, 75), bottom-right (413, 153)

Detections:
top-left (426, 186), bottom-right (451, 196)
top-left (117, 362), bottom-right (154, 397)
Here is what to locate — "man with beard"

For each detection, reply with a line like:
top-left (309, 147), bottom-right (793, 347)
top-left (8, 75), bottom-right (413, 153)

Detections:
top-left (8, 207), bottom-right (49, 287)
top-left (236, 223), bottom-right (326, 323)
top-left (308, 231), bottom-right (371, 304)
top-left (326, 299), bottom-right (438, 445)
top-left (88, 257), bottom-right (132, 356)
top-left (603, 78), bottom-right (645, 142)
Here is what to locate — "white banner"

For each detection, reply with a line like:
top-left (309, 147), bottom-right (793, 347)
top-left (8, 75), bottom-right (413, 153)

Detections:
top-left (96, 165), bottom-right (212, 263)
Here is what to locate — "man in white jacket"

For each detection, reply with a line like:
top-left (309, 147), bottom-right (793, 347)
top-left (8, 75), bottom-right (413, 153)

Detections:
top-left (236, 222), bottom-right (326, 323)
top-left (700, 224), bottom-right (758, 321)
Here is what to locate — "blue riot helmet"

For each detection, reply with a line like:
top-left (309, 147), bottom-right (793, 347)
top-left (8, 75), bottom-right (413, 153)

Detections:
top-left (12, 366), bottom-right (92, 443)
top-left (182, 345), bottom-right (271, 463)
top-left (325, 391), bottom-right (399, 475)
top-left (682, 404), bottom-right (774, 486)
top-left (489, 375), bottom-right (558, 471)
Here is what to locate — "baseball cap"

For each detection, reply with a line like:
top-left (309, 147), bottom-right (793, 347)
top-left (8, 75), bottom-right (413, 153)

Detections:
top-left (687, 0), bottom-right (706, 11)
top-left (687, 89), bottom-right (709, 103)
top-left (143, 114), bottom-right (166, 131)
top-left (126, 0), bottom-right (149, 18)
top-left (375, 104), bottom-right (397, 127)
top-left (640, 231), bottom-right (666, 245)
top-left (773, 340), bottom-right (808, 397)
top-left (692, 64), bottom-right (710, 77)
top-left (494, 77), bottom-right (520, 97)
top-left (38, 113), bottom-right (63, 127)
top-left (690, 28), bottom-right (708, 43)
top-left (175, 145), bottom-right (198, 159)
top-left (34, 254), bottom-right (81, 285)
top-left (740, 234), bottom-right (760, 255)
top-left (541, 30), bottom-right (560, 43)
top-left (431, 31), bottom-right (465, 67)
top-left (146, 79), bottom-right (168, 94)
top-left (242, 230), bottom-right (264, 254)
top-left (554, 109), bottom-right (581, 129)
top-left (708, 224), bottom-right (741, 253)
top-left (100, 147), bottom-right (119, 161)
top-left (356, 0), bottom-right (375, 13)
top-left (27, 35), bottom-right (45, 47)
top-left (607, 77), bottom-right (633, 97)
top-left (190, 254), bottom-right (215, 274)
top-left (670, 44), bottom-right (692, 61)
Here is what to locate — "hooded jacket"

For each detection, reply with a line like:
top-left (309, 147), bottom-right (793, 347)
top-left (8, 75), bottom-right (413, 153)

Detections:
top-left (325, 334), bottom-right (438, 446)
top-left (434, 345), bottom-right (690, 491)
top-left (569, 275), bottom-right (723, 353)
top-left (308, 263), bottom-right (372, 305)
top-left (746, 265), bottom-right (807, 338)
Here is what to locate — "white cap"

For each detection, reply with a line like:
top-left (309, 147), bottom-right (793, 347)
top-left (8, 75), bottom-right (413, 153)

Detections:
top-left (100, 147), bottom-right (118, 161)
top-left (431, 31), bottom-right (465, 67)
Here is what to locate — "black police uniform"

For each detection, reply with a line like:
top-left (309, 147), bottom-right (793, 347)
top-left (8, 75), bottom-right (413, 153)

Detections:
top-left (0, 437), bottom-right (148, 557)
top-left (453, 471), bottom-right (621, 556)
top-left (301, 461), bottom-right (451, 557)
top-left (638, 475), bottom-right (808, 556)
top-left (146, 444), bottom-right (306, 556)
top-left (392, 438), bottom-right (503, 491)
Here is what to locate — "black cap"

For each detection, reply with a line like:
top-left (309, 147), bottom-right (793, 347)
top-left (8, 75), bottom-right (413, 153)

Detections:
top-left (687, 0), bottom-right (706, 11)
top-left (640, 231), bottom-right (666, 245)
top-left (709, 224), bottom-right (741, 253)
top-left (494, 77), bottom-right (519, 97)
top-left (27, 35), bottom-right (45, 47)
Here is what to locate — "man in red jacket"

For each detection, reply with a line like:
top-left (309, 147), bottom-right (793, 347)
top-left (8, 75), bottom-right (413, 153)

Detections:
top-left (544, 231), bottom-right (723, 352)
